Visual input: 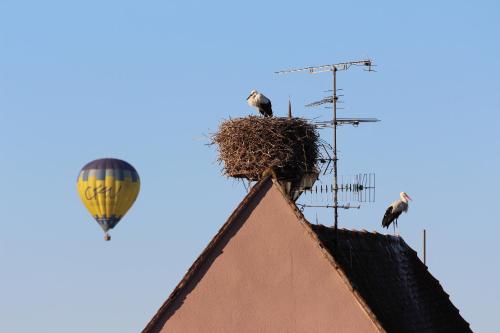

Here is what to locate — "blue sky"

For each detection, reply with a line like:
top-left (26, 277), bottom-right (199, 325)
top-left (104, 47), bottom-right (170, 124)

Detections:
top-left (1, 1), bottom-right (499, 332)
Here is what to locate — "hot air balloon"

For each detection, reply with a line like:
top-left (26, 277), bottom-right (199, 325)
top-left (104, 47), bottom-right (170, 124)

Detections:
top-left (77, 158), bottom-right (140, 241)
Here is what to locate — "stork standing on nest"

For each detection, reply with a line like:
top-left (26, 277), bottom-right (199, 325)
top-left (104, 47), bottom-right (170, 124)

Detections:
top-left (382, 192), bottom-right (412, 236)
top-left (247, 90), bottom-right (273, 117)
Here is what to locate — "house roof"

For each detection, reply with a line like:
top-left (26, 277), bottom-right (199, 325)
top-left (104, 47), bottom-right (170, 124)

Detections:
top-left (142, 177), bottom-right (471, 333)
top-left (310, 225), bottom-right (472, 333)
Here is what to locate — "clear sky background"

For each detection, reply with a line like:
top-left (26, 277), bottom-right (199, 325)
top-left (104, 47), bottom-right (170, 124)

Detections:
top-left (1, 1), bottom-right (499, 332)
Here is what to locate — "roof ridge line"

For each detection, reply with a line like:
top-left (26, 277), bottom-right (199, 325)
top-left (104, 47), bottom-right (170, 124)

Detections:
top-left (142, 176), bottom-right (274, 333)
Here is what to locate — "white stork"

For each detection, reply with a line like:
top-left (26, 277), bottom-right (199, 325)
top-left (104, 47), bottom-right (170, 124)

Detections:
top-left (247, 90), bottom-right (273, 117)
top-left (382, 192), bottom-right (412, 235)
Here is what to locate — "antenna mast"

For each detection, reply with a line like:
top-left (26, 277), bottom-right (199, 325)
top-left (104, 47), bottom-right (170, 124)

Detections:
top-left (333, 67), bottom-right (339, 233)
top-left (276, 59), bottom-right (375, 233)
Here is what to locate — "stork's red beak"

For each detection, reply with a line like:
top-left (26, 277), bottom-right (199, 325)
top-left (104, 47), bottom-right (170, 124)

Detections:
top-left (406, 194), bottom-right (412, 201)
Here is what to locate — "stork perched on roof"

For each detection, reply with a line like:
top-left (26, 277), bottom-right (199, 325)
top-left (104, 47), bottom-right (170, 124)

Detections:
top-left (247, 90), bottom-right (273, 117)
top-left (382, 192), bottom-right (412, 236)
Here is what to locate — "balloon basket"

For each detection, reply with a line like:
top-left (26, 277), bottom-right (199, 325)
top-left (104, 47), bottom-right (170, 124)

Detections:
top-left (104, 233), bottom-right (111, 241)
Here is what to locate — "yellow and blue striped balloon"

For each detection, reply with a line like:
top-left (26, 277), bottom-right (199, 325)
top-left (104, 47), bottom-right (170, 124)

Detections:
top-left (77, 158), bottom-right (140, 241)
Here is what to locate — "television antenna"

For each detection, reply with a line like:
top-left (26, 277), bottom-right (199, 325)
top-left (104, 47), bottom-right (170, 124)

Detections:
top-left (275, 59), bottom-right (379, 236)
top-left (296, 173), bottom-right (376, 202)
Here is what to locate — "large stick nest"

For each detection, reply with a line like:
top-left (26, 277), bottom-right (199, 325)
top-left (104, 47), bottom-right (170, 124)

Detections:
top-left (212, 116), bottom-right (319, 181)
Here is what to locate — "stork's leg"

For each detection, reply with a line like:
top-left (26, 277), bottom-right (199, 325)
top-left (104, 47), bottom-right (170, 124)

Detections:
top-left (392, 222), bottom-right (396, 236)
top-left (396, 220), bottom-right (399, 237)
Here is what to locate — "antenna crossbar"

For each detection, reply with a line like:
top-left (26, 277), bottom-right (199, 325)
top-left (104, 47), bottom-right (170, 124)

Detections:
top-left (296, 203), bottom-right (361, 210)
top-left (275, 59), bottom-right (373, 75)
top-left (315, 118), bottom-right (380, 128)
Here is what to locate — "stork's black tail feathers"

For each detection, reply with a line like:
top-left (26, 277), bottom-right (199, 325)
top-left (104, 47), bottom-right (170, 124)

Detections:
top-left (382, 215), bottom-right (392, 228)
top-left (382, 206), bottom-right (402, 228)
top-left (259, 103), bottom-right (273, 117)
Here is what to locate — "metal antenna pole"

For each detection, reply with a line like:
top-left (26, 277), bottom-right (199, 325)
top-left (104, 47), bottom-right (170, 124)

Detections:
top-left (333, 68), bottom-right (339, 235)
top-left (423, 229), bottom-right (427, 265)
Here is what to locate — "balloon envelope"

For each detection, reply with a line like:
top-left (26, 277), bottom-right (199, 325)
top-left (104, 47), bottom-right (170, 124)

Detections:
top-left (77, 158), bottom-right (140, 237)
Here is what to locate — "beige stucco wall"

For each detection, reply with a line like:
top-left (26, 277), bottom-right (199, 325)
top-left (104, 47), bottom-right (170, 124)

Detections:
top-left (152, 182), bottom-right (379, 332)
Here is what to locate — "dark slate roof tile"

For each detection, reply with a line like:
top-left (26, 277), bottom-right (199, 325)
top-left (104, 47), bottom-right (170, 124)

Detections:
top-left (310, 224), bottom-right (472, 333)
